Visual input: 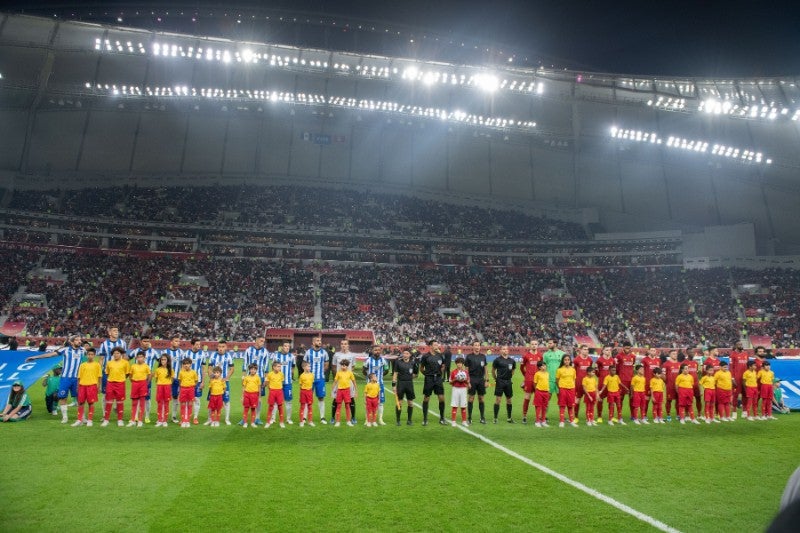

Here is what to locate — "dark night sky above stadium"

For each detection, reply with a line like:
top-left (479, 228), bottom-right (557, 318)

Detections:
top-left (8, 0), bottom-right (800, 77)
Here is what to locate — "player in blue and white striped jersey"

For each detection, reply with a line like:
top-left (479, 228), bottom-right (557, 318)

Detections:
top-left (271, 341), bottom-right (295, 424)
top-left (242, 337), bottom-right (270, 425)
top-left (304, 336), bottom-right (329, 424)
top-left (25, 335), bottom-right (86, 423)
top-left (164, 336), bottom-right (185, 422)
top-left (205, 340), bottom-right (236, 425)
top-left (362, 345), bottom-right (390, 425)
top-left (97, 327), bottom-right (127, 397)
top-left (183, 339), bottom-right (208, 424)
top-left (129, 336), bottom-right (160, 423)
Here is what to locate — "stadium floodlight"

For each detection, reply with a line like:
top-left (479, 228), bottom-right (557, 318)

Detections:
top-left (474, 73), bottom-right (500, 93)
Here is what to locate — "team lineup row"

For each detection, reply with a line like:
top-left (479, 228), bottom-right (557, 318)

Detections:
top-left (16, 332), bottom-right (783, 428)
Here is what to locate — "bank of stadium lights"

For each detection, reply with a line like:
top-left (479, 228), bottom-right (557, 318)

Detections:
top-left (647, 96), bottom-right (686, 111)
top-left (86, 83), bottom-right (535, 130)
top-left (697, 98), bottom-right (785, 120)
top-left (95, 38), bottom-right (145, 54)
top-left (609, 126), bottom-right (771, 165)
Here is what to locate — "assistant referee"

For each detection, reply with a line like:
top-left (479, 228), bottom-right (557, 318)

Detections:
top-left (392, 349), bottom-right (418, 426)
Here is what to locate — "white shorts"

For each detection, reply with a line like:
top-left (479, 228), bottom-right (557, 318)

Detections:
top-left (450, 387), bottom-right (468, 408)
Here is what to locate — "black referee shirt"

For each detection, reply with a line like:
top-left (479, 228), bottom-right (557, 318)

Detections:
top-left (394, 358), bottom-right (418, 382)
top-left (466, 353), bottom-right (487, 380)
top-left (492, 356), bottom-right (516, 381)
top-left (420, 353), bottom-right (443, 378)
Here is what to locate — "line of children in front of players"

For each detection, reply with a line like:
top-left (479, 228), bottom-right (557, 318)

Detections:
top-left (25, 334), bottom-right (785, 428)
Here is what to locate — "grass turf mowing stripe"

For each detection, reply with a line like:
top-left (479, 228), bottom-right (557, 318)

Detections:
top-left (388, 390), bottom-right (682, 533)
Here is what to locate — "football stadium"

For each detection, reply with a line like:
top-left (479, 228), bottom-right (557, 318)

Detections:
top-left (0, 3), bottom-right (799, 532)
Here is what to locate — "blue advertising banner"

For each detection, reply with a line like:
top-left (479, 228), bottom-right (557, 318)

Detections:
top-left (769, 359), bottom-right (800, 410)
top-left (0, 350), bottom-right (54, 407)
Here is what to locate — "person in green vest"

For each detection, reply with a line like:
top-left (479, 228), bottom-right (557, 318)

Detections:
top-left (542, 340), bottom-right (565, 393)
top-left (41, 364), bottom-right (62, 415)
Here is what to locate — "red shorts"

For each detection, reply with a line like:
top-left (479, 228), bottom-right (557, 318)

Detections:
top-left (366, 396), bottom-right (379, 410)
top-left (156, 384), bottom-right (171, 402)
top-left (300, 388), bottom-right (313, 404)
top-left (336, 389), bottom-right (352, 404)
top-left (666, 383), bottom-right (678, 401)
top-left (243, 391), bottom-right (259, 409)
top-left (677, 387), bottom-right (694, 407)
top-left (557, 388), bottom-right (575, 407)
top-left (715, 389), bottom-right (731, 405)
top-left (745, 386), bottom-right (759, 400)
top-left (651, 391), bottom-right (663, 407)
top-left (268, 388), bottom-right (284, 405)
top-left (106, 381), bottom-right (126, 401)
top-left (704, 389), bottom-right (716, 404)
top-left (179, 386), bottom-right (195, 403)
top-left (760, 384), bottom-right (774, 400)
top-left (583, 391), bottom-right (598, 406)
top-left (533, 389), bottom-right (551, 408)
top-left (633, 391), bottom-right (647, 409)
top-left (208, 394), bottom-right (223, 411)
top-left (131, 380), bottom-right (148, 399)
top-left (607, 391), bottom-right (621, 404)
top-left (78, 384), bottom-right (98, 404)
top-left (522, 379), bottom-right (535, 394)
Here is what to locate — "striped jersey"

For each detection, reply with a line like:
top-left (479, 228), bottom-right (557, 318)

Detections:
top-left (304, 348), bottom-right (329, 380)
top-left (129, 348), bottom-right (160, 369)
top-left (363, 356), bottom-right (388, 385)
top-left (98, 338), bottom-right (127, 369)
top-left (256, 352), bottom-right (272, 379)
top-left (58, 346), bottom-right (86, 379)
top-left (206, 351), bottom-right (235, 379)
top-left (184, 350), bottom-right (207, 383)
top-left (273, 351), bottom-right (294, 385)
top-left (243, 346), bottom-right (270, 372)
top-left (165, 348), bottom-right (185, 378)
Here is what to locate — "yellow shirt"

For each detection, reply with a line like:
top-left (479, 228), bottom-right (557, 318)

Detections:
top-left (603, 374), bottom-right (621, 393)
top-left (757, 369), bottom-right (774, 386)
top-left (365, 382), bottom-right (380, 398)
top-left (335, 370), bottom-right (356, 390)
top-left (675, 374), bottom-right (694, 389)
top-left (298, 372), bottom-right (314, 391)
top-left (266, 371), bottom-right (284, 390)
top-left (555, 367), bottom-right (576, 389)
top-left (78, 361), bottom-right (102, 386)
top-left (631, 375), bottom-right (646, 393)
top-left (179, 369), bottom-right (198, 387)
top-left (713, 370), bottom-right (732, 391)
top-left (649, 377), bottom-right (665, 393)
top-left (130, 362), bottom-right (151, 381)
top-left (742, 370), bottom-right (758, 388)
top-left (582, 375), bottom-right (598, 393)
top-left (699, 375), bottom-right (715, 390)
top-left (209, 378), bottom-right (226, 396)
top-left (242, 374), bottom-right (262, 393)
top-left (106, 358), bottom-right (131, 383)
top-left (155, 366), bottom-right (172, 386)
top-left (533, 371), bottom-right (550, 392)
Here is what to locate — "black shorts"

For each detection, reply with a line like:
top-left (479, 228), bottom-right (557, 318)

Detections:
top-left (423, 376), bottom-right (444, 396)
top-left (468, 378), bottom-right (486, 396)
top-left (396, 381), bottom-right (416, 401)
top-left (494, 380), bottom-right (513, 398)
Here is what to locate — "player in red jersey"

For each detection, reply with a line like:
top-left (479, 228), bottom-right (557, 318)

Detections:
top-left (728, 341), bottom-right (749, 418)
top-left (594, 346), bottom-right (615, 422)
top-left (753, 346), bottom-right (767, 371)
top-left (683, 348), bottom-right (702, 413)
top-left (572, 345), bottom-right (594, 419)
top-left (661, 349), bottom-right (682, 420)
top-left (640, 348), bottom-right (661, 419)
top-left (615, 342), bottom-right (637, 419)
top-left (520, 339), bottom-right (543, 424)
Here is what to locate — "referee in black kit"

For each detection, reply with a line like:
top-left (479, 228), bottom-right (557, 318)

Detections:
top-left (392, 349), bottom-right (419, 426)
top-left (492, 345), bottom-right (516, 423)
top-left (420, 340), bottom-right (447, 426)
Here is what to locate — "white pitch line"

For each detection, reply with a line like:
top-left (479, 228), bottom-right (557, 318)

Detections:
top-left (387, 390), bottom-right (681, 533)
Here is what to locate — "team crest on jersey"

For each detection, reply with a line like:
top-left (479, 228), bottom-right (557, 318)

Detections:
top-left (408, 368), bottom-right (413, 374)
top-left (480, 362), bottom-right (484, 367)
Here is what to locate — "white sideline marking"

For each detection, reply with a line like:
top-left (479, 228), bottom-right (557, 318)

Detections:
top-left (388, 390), bottom-right (681, 533)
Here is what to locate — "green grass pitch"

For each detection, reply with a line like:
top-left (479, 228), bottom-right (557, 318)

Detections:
top-left (1, 371), bottom-right (796, 532)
